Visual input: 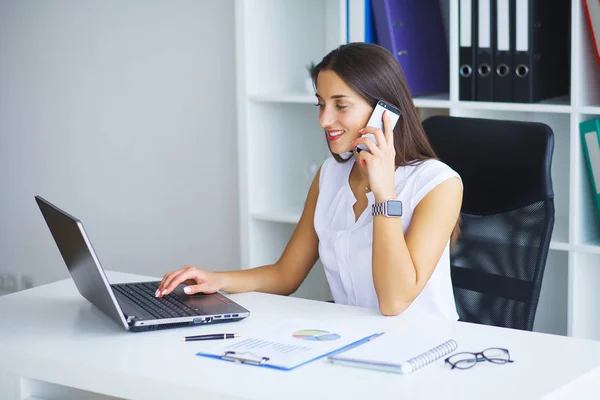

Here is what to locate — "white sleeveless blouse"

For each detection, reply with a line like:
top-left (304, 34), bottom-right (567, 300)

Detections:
top-left (314, 156), bottom-right (461, 320)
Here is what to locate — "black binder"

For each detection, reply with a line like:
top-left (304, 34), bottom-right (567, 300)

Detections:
top-left (493, 0), bottom-right (513, 102)
top-left (512, 0), bottom-right (570, 103)
top-left (475, 0), bottom-right (494, 102)
top-left (459, 0), bottom-right (478, 101)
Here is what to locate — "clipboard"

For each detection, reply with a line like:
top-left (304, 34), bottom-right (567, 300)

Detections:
top-left (196, 333), bottom-right (381, 371)
top-left (193, 318), bottom-right (382, 371)
top-left (197, 350), bottom-right (271, 366)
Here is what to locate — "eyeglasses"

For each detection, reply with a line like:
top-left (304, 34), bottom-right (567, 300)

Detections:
top-left (445, 347), bottom-right (514, 370)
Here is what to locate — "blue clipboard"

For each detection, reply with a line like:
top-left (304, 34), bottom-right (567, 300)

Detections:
top-left (195, 332), bottom-right (383, 371)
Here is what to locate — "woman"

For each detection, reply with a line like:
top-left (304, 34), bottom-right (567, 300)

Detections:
top-left (156, 43), bottom-right (463, 319)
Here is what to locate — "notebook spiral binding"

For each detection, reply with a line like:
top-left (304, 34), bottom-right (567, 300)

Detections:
top-left (403, 339), bottom-right (458, 372)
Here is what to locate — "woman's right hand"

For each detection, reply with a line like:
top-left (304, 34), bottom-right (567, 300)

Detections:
top-left (155, 265), bottom-right (223, 297)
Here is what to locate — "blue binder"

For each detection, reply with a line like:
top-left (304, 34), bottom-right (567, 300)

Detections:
top-left (365, 0), bottom-right (377, 43)
top-left (371, 0), bottom-right (449, 96)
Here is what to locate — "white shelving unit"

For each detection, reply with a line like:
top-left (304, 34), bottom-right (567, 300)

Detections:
top-left (235, 0), bottom-right (600, 339)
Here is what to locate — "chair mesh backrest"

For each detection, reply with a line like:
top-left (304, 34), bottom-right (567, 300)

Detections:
top-left (452, 201), bottom-right (554, 330)
top-left (422, 116), bottom-right (555, 331)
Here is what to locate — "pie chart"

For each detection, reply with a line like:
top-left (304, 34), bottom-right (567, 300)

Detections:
top-left (292, 329), bottom-right (341, 341)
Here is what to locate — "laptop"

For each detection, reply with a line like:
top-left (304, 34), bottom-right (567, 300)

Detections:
top-left (35, 195), bottom-right (250, 332)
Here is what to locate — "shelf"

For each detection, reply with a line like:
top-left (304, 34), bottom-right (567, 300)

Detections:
top-left (249, 92), bottom-right (316, 104)
top-left (570, 243), bottom-right (600, 255)
top-left (252, 207), bottom-right (573, 254)
top-left (413, 93), bottom-right (451, 109)
top-left (457, 96), bottom-right (572, 114)
top-left (580, 106), bottom-right (600, 115)
top-left (550, 216), bottom-right (570, 251)
top-left (250, 93), bottom-right (572, 113)
top-left (249, 92), bottom-right (452, 109)
top-left (573, 234), bottom-right (600, 255)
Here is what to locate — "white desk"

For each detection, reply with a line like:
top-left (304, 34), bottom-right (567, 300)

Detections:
top-left (1, 271), bottom-right (600, 400)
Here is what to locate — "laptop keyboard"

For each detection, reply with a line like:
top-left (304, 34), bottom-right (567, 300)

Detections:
top-left (112, 282), bottom-right (202, 319)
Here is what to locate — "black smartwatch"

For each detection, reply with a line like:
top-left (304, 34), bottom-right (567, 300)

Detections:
top-left (372, 200), bottom-right (403, 217)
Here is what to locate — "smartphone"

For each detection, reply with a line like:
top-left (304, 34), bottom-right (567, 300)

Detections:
top-left (356, 100), bottom-right (402, 153)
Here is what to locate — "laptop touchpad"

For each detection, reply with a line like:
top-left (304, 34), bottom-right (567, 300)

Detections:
top-left (183, 294), bottom-right (230, 314)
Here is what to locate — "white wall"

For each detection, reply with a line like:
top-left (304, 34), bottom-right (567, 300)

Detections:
top-left (0, 0), bottom-right (238, 291)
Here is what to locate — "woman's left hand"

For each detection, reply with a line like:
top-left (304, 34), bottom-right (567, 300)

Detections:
top-left (354, 111), bottom-right (397, 202)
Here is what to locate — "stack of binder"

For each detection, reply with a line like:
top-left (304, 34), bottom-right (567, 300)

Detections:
top-left (459, 0), bottom-right (570, 103)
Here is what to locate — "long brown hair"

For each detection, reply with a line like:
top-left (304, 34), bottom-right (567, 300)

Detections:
top-left (311, 42), bottom-right (461, 248)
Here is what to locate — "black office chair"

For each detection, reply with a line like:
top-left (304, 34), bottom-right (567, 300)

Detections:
top-left (421, 115), bottom-right (555, 331)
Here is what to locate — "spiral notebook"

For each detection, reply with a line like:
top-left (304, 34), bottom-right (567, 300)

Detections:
top-left (329, 333), bottom-right (457, 374)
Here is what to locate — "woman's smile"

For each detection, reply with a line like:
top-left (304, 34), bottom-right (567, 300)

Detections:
top-left (326, 129), bottom-right (345, 141)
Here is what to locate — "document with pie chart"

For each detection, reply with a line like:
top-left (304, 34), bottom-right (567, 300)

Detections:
top-left (194, 318), bottom-right (379, 371)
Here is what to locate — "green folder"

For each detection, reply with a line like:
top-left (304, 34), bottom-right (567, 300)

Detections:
top-left (580, 118), bottom-right (600, 221)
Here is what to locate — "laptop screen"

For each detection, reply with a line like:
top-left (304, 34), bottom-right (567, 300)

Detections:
top-left (35, 196), bottom-right (128, 329)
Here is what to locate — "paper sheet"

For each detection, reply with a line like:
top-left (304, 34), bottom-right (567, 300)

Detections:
top-left (195, 318), bottom-right (377, 369)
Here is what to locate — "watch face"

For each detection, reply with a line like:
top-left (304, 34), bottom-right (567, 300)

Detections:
top-left (387, 200), bottom-right (403, 216)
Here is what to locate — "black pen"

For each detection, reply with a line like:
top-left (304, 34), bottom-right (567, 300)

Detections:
top-left (182, 333), bottom-right (240, 342)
